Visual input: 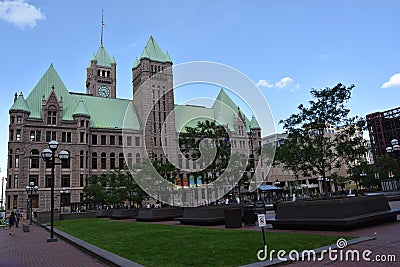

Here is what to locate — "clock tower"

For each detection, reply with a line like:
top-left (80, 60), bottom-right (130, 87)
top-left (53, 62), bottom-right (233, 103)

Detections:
top-left (86, 44), bottom-right (117, 98)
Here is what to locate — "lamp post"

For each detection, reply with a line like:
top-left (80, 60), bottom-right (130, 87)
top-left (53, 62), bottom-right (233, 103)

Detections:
top-left (25, 181), bottom-right (38, 225)
top-left (41, 140), bottom-right (69, 242)
top-left (59, 187), bottom-right (69, 213)
top-left (385, 138), bottom-right (400, 191)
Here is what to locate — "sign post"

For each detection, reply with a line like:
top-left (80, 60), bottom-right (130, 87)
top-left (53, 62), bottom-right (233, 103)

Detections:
top-left (257, 214), bottom-right (267, 247)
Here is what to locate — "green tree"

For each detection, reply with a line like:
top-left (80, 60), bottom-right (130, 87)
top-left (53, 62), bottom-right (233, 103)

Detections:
top-left (277, 83), bottom-right (367, 196)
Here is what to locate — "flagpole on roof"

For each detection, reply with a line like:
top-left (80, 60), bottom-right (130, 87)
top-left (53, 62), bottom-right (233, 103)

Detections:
top-left (100, 9), bottom-right (104, 45)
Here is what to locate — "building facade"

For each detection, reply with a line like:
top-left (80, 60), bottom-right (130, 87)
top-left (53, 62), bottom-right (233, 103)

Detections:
top-left (367, 107), bottom-right (400, 163)
top-left (6, 37), bottom-right (262, 212)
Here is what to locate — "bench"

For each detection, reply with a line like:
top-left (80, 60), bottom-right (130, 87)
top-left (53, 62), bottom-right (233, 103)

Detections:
top-left (179, 205), bottom-right (243, 226)
top-left (136, 207), bottom-right (183, 222)
top-left (266, 195), bottom-right (400, 231)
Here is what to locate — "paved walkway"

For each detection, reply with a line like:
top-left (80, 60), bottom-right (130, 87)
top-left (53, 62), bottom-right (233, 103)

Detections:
top-left (0, 220), bottom-right (108, 267)
top-left (0, 201), bottom-right (398, 267)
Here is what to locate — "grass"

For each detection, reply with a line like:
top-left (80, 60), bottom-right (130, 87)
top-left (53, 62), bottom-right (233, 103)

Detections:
top-left (55, 219), bottom-right (353, 267)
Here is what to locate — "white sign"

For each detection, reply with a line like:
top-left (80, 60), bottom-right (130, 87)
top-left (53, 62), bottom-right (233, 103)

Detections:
top-left (257, 214), bottom-right (266, 227)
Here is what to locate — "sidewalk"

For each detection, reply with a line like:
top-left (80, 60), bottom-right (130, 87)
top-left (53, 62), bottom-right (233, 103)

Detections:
top-left (0, 220), bottom-right (108, 267)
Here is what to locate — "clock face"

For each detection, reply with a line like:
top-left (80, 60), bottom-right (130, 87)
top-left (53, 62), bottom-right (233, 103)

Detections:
top-left (98, 85), bottom-right (110, 97)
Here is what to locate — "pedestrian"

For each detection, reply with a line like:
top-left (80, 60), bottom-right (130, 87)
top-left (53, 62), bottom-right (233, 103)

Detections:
top-left (15, 210), bottom-right (20, 227)
top-left (9, 211), bottom-right (16, 236)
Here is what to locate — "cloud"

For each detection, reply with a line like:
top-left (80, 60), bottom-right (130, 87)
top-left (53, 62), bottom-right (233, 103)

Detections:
top-left (256, 76), bottom-right (294, 90)
top-left (0, 0), bottom-right (45, 29)
top-left (274, 77), bottom-right (293, 88)
top-left (256, 79), bottom-right (274, 88)
top-left (381, 73), bottom-right (400, 89)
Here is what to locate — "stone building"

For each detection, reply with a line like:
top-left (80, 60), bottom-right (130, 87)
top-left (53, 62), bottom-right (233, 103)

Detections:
top-left (6, 36), bottom-right (262, 212)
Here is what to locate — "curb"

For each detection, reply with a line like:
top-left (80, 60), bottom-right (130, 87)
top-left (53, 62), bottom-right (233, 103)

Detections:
top-left (239, 236), bottom-right (376, 267)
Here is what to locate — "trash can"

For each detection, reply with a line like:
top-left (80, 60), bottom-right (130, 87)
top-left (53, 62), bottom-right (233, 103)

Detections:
top-left (23, 224), bottom-right (30, 232)
top-left (224, 208), bottom-right (242, 228)
top-left (243, 205), bottom-right (256, 226)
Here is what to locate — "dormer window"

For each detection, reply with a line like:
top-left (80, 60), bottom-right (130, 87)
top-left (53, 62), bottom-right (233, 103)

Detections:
top-left (47, 107), bottom-right (57, 125)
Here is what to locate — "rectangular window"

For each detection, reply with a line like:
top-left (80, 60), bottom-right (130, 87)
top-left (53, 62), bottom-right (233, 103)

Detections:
top-left (80, 120), bottom-right (84, 127)
top-left (47, 111), bottom-right (57, 125)
top-left (80, 132), bottom-right (84, 143)
top-left (16, 129), bottom-right (21, 141)
top-left (30, 131), bottom-right (41, 142)
top-left (127, 136), bottom-right (132, 146)
top-left (14, 174), bottom-right (18, 188)
top-left (29, 175), bottom-right (39, 187)
top-left (92, 135), bottom-right (97, 145)
top-left (9, 129), bottom-right (13, 141)
top-left (8, 155), bottom-right (12, 168)
top-left (17, 116), bottom-right (22, 123)
top-left (46, 131), bottom-right (56, 142)
top-left (101, 135), bottom-right (107, 145)
top-left (135, 137), bottom-right (140, 146)
top-left (61, 175), bottom-right (70, 187)
top-left (118, 136), bottom-right (123, 146)
top-left (15, 155), bottom-right (19, 168)
top-left (13, 195), bottom-right (17, 209)
top-left (62, 132), bottom-right (72, 143)
top-left (80, 174), bottom-right (84, 187)
top-left (45, 175), bottom-right (52, 188)
top-left (110, 136), bottom-right (115, 145)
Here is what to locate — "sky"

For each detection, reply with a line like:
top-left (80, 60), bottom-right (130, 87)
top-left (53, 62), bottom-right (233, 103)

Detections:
top-left (0, 0), bottom-right (400, 186)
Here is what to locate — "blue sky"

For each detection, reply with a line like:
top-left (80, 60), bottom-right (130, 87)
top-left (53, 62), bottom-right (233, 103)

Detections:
top-left (1, 0), bottom-right (400, 179)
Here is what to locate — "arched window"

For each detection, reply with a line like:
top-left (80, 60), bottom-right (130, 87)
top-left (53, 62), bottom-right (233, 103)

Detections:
top-left (97, 70), bottom-right (101, 76)
top-left (110, 153), bottom-right (116, 169)
top-left (136, 153), bottom-right (140, 164)
top-left (62, 150), bottom-right (71, 168)
top-left (92, 152), bottom-right (97, 169)
top-left (47, 105), bottom-right (57, 125)
top-left (119, 153), bottom-right (124, 168)
top-left (127, 153), bottom-right (132, 167)
top-left (101, 152), bottom-right (107, 169)
top-left (30, 149), bottom-right (39, 169)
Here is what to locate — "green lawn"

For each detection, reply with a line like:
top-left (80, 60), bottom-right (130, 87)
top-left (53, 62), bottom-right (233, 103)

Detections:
top-left (55, 219), bottom-right (352, 267)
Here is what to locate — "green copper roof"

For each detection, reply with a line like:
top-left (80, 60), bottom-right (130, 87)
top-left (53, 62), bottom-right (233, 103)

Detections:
top-left (249, 115), bottom-right (260, 129)
top-left (174, 105), bottom-right (215, 133)
top-left (72, 98), bottom-right (90, 117)
top-left (10, 93), bottom-right (31, 113)
top-left (137, 36), bottom-right (172, 65)
top-left (132, 58), bottom-right (140, 69)
top-left (93, 45), bottom-right (113, 67)
top-left (25, 65), bottom-right (140, 130)
top-left (212, 89), bottom-right (250, 131)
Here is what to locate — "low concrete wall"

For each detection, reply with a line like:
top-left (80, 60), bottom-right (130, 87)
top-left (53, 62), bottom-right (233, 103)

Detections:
top-left (36, 210), bottom-right (60, 224)
top-left (136, 207), bottom-right (183, 221)
top-left (60, 212), bottom-right (97, 220)
top-left (179, 205), bottom-right (243, 226)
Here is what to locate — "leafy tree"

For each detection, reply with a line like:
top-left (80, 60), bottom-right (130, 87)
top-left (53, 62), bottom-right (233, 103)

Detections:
top-left (179, 120), bottom-right (231, 183)
top-left (277, 83), bottom-right (367, 195)
top-left (374, 154), bottom-right (400, 181)
top-left (83, 168), bottom-right (147, 208)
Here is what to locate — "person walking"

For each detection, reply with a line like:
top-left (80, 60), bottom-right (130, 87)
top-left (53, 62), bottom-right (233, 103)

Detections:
top-left (8, 211), bottom-right (16, 236)
top-left (15, 210), bottom-right (20, 227)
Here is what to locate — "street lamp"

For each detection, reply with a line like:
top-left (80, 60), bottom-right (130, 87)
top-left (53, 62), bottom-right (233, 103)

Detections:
top-left (25, 182), bottom-right (38, 225)
top-left (41, 140), bottom-right (69, 242)
top-left (59, 187), bottom-right (69, 213)
top-left (385, 138), bottom-right (400, 191)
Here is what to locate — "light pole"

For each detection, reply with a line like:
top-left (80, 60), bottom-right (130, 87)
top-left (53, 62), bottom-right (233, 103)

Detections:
top-left (41, 140), bottom-right (69, 242)
top-left (59, 187), bottom-right (69, 213)
top-left (25, 181), bottom-right (38, 225)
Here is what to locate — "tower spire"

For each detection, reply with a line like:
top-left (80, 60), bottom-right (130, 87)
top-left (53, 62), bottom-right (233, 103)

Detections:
top-left (100, 10), bottom-right (104, 45)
